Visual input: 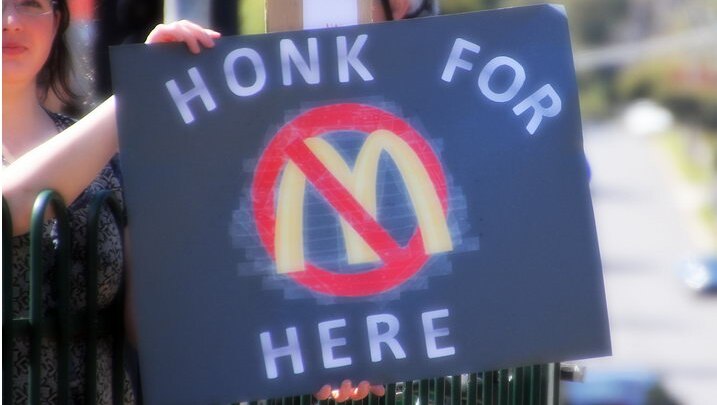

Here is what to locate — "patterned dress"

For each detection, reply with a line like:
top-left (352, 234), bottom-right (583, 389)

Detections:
top-left (5, 113), bottom-right (135, 404)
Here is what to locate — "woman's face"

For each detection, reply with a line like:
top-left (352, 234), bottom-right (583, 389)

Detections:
top-left (2, 0), bottom-right (59, 88)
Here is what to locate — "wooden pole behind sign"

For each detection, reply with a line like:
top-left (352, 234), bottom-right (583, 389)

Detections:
top-left (266, 0), bottom-right (372, 33)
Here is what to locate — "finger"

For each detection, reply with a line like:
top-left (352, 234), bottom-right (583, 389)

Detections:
top-left (314, 385), bottom-right (332, 400)
top-left (146, 25), bottom-right (186, 45)
top-left (194, 27), bottom-right (217, 49)
top-left (334, 380), bottom-right (352, 403)
top-left (204, 28), bottom-right (222, 38)
top-left (178, 25), bottom-right (201, 54)
top-left (370, 385), bottom-right (386, 397)
top-left (145, 25), bottom-right (175, 44)
top-left (351, 381), bottom-right (370, 401)
top-left (332, 380), bottom-right (353, 403)
top-left (145, 22), bottom-right (212, 53)
top-left (180, 20), bottom-right (217, 49)
top-left (144, 25), bottom-right (160, 44)
top-left (176, 19), bottom-right (206, 32)
top-left (182, 36), bottom-right (201, 54)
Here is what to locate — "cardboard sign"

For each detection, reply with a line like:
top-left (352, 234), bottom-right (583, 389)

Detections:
top-left (111, 5), bottom-right (610, 405)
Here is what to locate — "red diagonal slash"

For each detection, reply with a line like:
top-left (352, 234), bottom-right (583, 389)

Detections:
top-left (285, 139), bottom-right (403, 262)
top-left (253, 103), bottom-right (450, 296)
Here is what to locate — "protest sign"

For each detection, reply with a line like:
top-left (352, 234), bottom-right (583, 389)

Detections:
top-left (111, 5), bottom-right (610, 404)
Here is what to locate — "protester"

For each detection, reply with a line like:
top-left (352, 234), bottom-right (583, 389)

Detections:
top-left (2, 0), bottom-right (219, 401)
top-left (2, 0), bottom-right (437, 401)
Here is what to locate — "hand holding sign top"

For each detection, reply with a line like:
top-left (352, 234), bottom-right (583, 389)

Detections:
top-left (145, 20), bottom-right (221, 54)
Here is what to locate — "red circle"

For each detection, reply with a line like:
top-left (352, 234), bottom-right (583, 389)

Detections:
top-left (252, 104), bottom-right (449, 296)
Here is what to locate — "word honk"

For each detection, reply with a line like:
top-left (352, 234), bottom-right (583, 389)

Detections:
top-left (259, 309), bottom-right (455, 379)
top-left (165, 35), bottom-right (373, 125)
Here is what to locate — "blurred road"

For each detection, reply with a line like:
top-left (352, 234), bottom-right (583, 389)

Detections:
top-left (577, 121), bottom-right (717, 404)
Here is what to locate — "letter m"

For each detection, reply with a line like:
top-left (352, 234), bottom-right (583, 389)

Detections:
top-left (274, 130), bottom-right (453, 273)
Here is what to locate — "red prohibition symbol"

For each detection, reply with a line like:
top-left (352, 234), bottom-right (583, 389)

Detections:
top-left (252, 103), bottom-right (449, 296)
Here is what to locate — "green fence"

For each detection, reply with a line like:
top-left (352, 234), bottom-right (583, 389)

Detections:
top-left (2, 190), bottom-right (563, 405)
top-left (247, 367), bottom-right (563, 405)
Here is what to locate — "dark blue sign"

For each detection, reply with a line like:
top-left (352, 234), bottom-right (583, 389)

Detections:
top-left (111, 5), bottom-right (610, 404)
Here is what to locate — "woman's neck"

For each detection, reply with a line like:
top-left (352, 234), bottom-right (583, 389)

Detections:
top-left (2, 82), bottom-right (58, 161)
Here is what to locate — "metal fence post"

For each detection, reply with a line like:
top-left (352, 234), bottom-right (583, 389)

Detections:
top-left (29, 190), bottom-right (72, 405)
top-left (85, 190), bottom-right (126, 405)
top-left (3, 198), bottom-right (15, 404)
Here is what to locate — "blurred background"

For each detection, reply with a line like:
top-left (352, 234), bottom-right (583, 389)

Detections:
top-left (453, 2), bottom-right (717, 404)
top-left (62, 0), bottom-right (717, 403)
top-left (463, 2), bottom-right (716, 405)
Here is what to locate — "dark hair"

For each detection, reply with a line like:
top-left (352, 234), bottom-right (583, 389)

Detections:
top-left (37, 0), bottom-right (79, 108)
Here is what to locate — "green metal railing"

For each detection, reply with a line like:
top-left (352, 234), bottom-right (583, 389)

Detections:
top-left (242, 367), bottom-right (561, 405)
top-left (3, 190), bottom-right (561, 405)
top-left (3, 190), bottom-right (126, 405)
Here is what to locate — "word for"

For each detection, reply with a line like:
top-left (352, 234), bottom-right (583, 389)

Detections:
top-left (441, 38), bottom-right (562, 135)
top-left (165, 35), bottom-right (373, 124)
top-left (259, 309), bottom-right (455, 379)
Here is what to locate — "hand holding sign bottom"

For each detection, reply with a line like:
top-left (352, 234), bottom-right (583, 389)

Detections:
top-left (315, 380), bottom-right (386, 402)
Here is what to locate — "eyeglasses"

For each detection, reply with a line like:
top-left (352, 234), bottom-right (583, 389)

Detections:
top-left (2, 0), bottom-right (56, 17)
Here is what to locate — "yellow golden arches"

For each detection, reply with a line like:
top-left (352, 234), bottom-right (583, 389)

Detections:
top-left (305, 137), bottom-right (380, 265)
top-left (274, 161), bottom-right (307, 274)
top-left (274, 130), bottom-right (453, 274)
top-left (355, 130), bottom-right (453, 255)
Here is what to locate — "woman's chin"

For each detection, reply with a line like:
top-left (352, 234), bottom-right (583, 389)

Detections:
top-left (2, 65), bottom-right (35, 87)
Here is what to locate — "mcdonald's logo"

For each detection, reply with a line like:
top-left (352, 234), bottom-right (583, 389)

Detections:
top-left (252, 103), bottom-right (454, 297)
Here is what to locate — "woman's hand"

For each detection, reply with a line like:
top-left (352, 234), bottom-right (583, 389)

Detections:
top-left (315, 380), bottom-right (385, 402)
top-left (145, 20), bottom-right (221, 54)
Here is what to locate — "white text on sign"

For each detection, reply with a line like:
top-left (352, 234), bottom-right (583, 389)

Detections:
top-left (165, 35), bottom-right (373, 124)
top-left (441, 38), bottom-right (562, 135)
top-left (259, 309), bottom-right (456, 379)
top-left (164, 35), bottom-right (562, 135)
